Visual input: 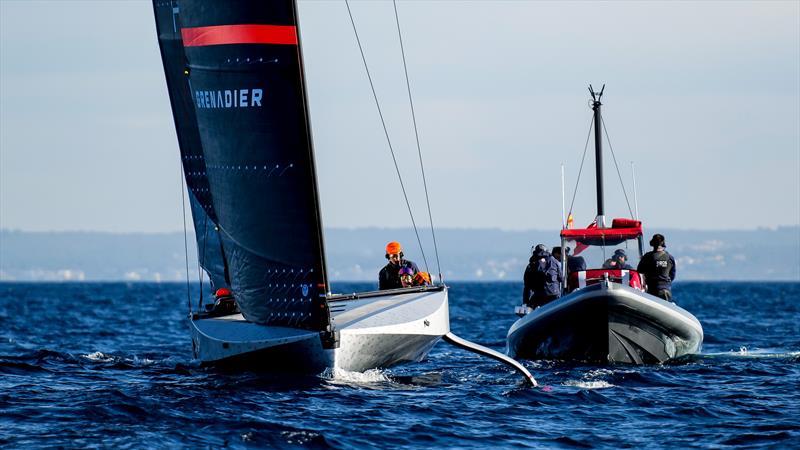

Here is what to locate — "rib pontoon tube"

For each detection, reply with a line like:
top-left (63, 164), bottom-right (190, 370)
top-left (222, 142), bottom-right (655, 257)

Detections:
top-left (508, 281), bottom-right (703, 364)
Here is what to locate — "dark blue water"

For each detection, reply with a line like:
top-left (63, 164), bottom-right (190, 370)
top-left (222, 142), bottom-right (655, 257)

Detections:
top-left (1, 282), bottom-right (798, 449)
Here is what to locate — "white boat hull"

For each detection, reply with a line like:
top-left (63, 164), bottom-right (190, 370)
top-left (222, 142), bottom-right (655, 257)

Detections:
top-left (507, 281), bottom-right (703, 364)
top-left (190, 286), bottom-right (450, 373)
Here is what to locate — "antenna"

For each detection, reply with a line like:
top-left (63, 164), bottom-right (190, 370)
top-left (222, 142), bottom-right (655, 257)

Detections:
top-left (561, 163), bottom-right (566, 229)
top-left (631, 161), bottom-right (640, 220)
top-left (588, 84), bottom-right (605, 102)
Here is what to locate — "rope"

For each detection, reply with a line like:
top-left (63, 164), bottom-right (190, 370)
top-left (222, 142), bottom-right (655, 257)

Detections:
top-left (179, 163), bottom-right (191, 315)
top-left (197, 212), bottom-right (207, 312)
top-left (344, 0), bottom-right (429, 271)
top-left (600, 116), bottom-right (635, 218)
top-left (568, 115), bottom-right (595, 216)
top-left (392, 0), bottom-right (442, 282)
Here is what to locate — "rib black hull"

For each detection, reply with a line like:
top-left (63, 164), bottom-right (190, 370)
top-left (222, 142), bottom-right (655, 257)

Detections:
top-left (507, 282), bottom-right (703, 364)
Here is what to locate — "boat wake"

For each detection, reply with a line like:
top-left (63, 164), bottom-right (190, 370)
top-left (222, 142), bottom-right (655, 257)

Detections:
top-left (319, 367), bottom-right (446, 388)
top-left (320, 367), bottom-right (392, 386)
top-left (563, 369), bottom-right (617, 389)
top-left (703, 347), bottom-right (800, 360)
top-left (563, 379), bottom-right (616, 389)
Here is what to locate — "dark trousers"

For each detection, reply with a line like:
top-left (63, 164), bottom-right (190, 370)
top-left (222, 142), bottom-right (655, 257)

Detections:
top-left (649, 289), bottom-right (672, 302)
top-left (529, 294), bottom-right (560, 308)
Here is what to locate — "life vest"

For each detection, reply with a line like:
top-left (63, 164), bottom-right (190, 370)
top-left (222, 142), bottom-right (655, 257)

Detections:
top-left (653, 251), bottom-right (672, 279)
top-left (643, 250), bottom-right (673, 293)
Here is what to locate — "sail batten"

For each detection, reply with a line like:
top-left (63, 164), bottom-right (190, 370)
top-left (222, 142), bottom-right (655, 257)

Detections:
top-left (154, 0), bottom-right (329, 329)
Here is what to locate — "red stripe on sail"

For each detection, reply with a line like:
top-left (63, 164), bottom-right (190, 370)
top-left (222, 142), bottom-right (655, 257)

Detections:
top-left (181, 24), bottom-right (297, 47)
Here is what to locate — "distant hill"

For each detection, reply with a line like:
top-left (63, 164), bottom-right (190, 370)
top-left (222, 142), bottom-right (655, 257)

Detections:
top-left (1, 227), bottom-right (798, 282)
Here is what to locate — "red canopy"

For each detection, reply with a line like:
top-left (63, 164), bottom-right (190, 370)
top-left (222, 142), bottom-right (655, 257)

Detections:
top-left (560, 218), bottom-right (642, 246)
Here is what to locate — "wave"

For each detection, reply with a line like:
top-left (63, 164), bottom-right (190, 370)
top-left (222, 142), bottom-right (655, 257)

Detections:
top-left (562, 369), bottom-right (618, 389)
top-left (702, 347), bottom-right (800, 359)
top-left (319, 367), bottom-right (391, 385)
top-left (0, 348), bottom-right (198, 375)
top-left (79, 351), bottom-right (186, 369)
top-left (81, 351), bottom-right (116, 363)
top-left (562, 380), bottom-right (616, 389)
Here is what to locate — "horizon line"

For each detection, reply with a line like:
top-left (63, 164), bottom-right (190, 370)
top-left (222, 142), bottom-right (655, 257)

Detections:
top-left (1, 225), bottom-right (799, 235)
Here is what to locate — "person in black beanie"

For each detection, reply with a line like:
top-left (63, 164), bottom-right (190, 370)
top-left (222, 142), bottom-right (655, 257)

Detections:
top-left (636, 233), bottom-right (676, 301)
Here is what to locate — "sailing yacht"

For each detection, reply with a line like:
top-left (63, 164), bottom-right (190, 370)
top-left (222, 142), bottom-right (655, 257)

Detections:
top-left (152, 0), bottom-right (449, 372)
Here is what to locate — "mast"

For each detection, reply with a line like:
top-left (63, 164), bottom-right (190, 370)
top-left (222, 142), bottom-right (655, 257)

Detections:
top-left (589, 84), bottom-right (605, 227)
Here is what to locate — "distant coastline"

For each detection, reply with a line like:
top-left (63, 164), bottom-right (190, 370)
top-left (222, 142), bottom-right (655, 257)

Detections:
top-left (1, 227), bottom-right (798, 282)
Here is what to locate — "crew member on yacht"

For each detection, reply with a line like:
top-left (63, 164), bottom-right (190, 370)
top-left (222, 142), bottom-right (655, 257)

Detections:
top-left (379, 241), bottom-right (419, 290)
top-left (399, 268), bottom-right (431, 287)
top-left (413, 271), bottom-right (432, 286)
top-left (522, 244), bottom-right (563, 308)
top-left (398, 267), bottom-right (415, 287)
top-left (637, 234), bottom-right (676, 301)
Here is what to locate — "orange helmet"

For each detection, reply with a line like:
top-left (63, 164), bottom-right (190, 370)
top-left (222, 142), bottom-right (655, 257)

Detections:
top-left (385, 241), bottom-right (402, 255)
top-left (414, 271), bottom-right (431, 285)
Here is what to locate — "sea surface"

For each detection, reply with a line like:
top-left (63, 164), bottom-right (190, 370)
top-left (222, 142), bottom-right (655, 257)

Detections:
top-left (1, 281), bottom-right (798, 449)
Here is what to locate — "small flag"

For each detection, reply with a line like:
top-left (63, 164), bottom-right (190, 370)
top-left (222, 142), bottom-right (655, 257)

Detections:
top-left (567, 213), bottom-right (574, 229)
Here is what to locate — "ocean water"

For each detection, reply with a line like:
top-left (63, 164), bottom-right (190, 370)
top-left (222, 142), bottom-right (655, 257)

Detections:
top-left (1, 281), bottom-right (798, 449)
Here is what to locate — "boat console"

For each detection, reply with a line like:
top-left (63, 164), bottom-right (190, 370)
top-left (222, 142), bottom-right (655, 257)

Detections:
top-left (567, 269), bottom-right (644, 293)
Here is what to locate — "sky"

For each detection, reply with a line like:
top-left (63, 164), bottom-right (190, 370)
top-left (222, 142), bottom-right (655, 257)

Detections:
top-left (1, 0), bottom-right (798, 233)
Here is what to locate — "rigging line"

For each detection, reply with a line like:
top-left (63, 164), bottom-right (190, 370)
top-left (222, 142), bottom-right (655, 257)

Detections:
top-left (344, 0), bottom-right (429, 271)
top-left (179, 163), bottom-right (191, 314)
top-left (600, 117), bottom-right (634, 218)
top-left (392, 0), bottom-right (441, 281)
top-left (568, 115), bottom-right (596, 216)
top-left (197, 211), bottom-right (208, 312)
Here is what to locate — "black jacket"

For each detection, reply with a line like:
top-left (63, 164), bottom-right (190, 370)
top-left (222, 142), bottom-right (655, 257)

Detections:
top-left (522, 249), bottom-right (563, 306)
top-left (379, 260), bottom-right (419, 290)
top-left (637, 249), bottom-right (676, 293)
top-left (567, 255), bottom-right (587, 272)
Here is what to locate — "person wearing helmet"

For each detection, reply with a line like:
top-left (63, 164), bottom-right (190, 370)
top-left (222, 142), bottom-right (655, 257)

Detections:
top-left (379, 241), bottom-right (419, 290)
top-left (522, 244), bottom-right (563, 308)
top-left (636, 234), bottom-right (676, 301)
top-left (413, 271), bottom-right (432, 286)
top-left (398, 267), bottom-right (415, 288)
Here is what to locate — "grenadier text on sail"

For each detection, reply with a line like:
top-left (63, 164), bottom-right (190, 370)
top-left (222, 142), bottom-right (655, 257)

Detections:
top-left (194, 88), bottom-right (263, 109)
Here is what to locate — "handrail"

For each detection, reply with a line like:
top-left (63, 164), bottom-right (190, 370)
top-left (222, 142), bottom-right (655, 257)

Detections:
top-left (327, 285), bottom-right (446, 302)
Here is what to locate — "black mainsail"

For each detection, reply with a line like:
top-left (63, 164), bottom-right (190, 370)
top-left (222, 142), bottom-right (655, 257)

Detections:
top-left (153, 0), bottom-right (330, 330)
top-left (153, 0), bottom-right (227, 291)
